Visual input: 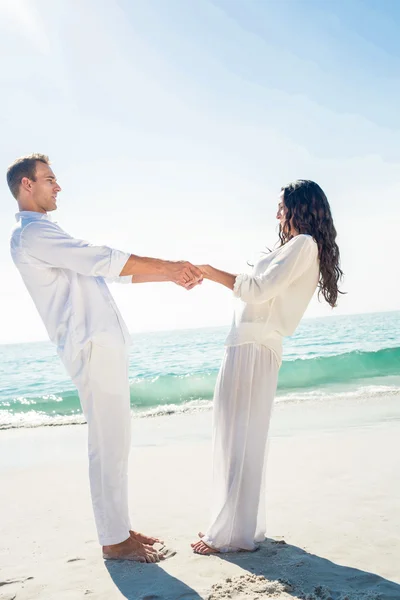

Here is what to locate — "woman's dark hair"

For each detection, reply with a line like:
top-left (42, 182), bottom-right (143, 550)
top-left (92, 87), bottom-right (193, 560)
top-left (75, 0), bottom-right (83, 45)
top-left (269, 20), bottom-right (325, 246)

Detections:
top-left (280, 180), bottom-right (343, 308)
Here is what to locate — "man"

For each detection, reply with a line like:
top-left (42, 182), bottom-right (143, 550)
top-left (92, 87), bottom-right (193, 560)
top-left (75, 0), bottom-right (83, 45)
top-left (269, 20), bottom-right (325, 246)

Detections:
top-left (7, 154), bottom-right (202, 563)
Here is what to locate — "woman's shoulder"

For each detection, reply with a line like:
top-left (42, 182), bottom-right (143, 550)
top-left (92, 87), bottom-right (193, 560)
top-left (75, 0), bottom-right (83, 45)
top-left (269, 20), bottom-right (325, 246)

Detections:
top-left (287, 234), bottom-right (318, 251)
top-left (290, 233), bottom-right (316, 244)
top-left (280, 235), bottom-right (318, 265)
top-left (255, 235), bottom-right (317, 267)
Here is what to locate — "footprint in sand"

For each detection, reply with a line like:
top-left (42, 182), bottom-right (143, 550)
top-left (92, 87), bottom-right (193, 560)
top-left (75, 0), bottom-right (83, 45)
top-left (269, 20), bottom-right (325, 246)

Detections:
top-left (67, 558), bottom-right (85, 563)
top-left (0, 577), bottom-right (34, 588)
top-left (0, 578), bottom-right (32, 588)
top-left (0, 577), bottom-right (34, 600)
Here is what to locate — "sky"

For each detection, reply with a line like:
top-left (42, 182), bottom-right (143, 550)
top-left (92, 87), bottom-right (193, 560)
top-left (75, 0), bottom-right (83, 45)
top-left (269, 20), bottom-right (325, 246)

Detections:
top-left (0, 0), bottom-right (399, 344)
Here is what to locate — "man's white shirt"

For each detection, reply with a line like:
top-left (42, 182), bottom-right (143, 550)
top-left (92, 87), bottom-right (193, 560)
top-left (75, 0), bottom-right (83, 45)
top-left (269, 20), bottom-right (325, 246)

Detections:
top-left (10, 211), bottom-right (132, 361)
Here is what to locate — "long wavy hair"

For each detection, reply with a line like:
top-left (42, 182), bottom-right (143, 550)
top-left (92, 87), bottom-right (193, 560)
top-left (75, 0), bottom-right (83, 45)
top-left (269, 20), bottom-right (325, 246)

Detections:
top-left (280, 180), bottom-right (343, 308)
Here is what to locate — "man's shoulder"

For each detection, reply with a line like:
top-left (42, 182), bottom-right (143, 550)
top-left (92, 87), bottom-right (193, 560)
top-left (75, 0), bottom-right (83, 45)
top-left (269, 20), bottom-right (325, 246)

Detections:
top-left (12, 220), bottom-right (64, 258)
top-left (10, 221), bottom-right (22, 251)
top-left (21, 218), bottom-right (64, 239)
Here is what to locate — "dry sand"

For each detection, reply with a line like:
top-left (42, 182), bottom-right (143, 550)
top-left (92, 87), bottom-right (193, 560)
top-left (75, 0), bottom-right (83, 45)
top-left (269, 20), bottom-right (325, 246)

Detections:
top-left (0, 401), bottom-right (399, 600)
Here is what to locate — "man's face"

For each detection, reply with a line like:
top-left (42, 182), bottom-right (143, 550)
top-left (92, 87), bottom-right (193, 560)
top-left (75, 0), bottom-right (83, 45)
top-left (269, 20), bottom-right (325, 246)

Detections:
top-left (29, 162), bottom-right (61, 212)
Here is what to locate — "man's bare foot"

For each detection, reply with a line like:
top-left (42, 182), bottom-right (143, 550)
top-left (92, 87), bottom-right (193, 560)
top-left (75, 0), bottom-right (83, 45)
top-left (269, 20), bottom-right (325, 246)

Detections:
top-left (103, 536), bottom-right (163, 563)
top-left (130, 530), bottom-right (164, 546)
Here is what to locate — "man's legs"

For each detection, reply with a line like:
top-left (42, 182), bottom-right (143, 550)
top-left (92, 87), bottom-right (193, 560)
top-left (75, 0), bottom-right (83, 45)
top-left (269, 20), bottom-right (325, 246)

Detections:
top-left (63, 342), bottom-right (162, 562)
top-left (79, 342), bottom-right (131, 545)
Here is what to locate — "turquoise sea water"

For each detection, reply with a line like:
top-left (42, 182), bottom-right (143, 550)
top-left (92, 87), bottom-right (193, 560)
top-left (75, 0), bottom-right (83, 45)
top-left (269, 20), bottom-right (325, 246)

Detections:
top-left (0, 311), bottom-right (399, 429)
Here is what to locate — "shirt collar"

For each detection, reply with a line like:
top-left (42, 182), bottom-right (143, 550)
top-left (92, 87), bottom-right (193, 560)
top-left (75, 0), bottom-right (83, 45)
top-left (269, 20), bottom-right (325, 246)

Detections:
top-left (15, 211), bottom-right (52, 222)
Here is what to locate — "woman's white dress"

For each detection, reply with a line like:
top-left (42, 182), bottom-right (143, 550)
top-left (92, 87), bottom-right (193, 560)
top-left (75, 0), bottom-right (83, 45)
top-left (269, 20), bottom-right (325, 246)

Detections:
top-left (201, 234), bottom-right (320, 552)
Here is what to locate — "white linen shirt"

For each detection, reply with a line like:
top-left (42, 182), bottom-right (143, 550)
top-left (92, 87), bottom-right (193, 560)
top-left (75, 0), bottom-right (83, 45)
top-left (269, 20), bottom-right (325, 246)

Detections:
top-left (10, 211), bottom-right (132, 362)
top-left (226, 234), bottom-right (320, 364)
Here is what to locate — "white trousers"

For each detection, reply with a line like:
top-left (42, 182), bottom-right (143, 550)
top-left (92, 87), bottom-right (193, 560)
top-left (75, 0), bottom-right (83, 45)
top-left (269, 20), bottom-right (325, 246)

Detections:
top-left (62, 342), bottom-right (132, 546)
top-left (202, 343), bottom-right (279, 552)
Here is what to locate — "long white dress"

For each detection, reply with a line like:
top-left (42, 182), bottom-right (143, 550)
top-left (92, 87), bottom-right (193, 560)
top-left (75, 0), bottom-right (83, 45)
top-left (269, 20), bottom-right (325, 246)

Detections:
top-left (201, 234), bottom-right (320, 552)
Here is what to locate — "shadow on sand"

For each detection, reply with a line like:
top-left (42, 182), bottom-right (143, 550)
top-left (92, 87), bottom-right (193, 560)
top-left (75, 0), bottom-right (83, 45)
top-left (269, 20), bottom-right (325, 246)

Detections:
top-left (213, 538), bottom-right (400, 599)
top-left (105, 558), bottom-right (203, 600)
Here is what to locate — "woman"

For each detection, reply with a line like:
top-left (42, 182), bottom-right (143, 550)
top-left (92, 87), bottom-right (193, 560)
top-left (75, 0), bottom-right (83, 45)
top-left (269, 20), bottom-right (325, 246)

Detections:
top-left (191, 180), bottom-right (343, 554)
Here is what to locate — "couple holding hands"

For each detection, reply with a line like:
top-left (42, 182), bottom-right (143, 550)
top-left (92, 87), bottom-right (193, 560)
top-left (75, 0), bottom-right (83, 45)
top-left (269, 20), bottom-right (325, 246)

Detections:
top-left (8, 154), bottom-right (342, 562)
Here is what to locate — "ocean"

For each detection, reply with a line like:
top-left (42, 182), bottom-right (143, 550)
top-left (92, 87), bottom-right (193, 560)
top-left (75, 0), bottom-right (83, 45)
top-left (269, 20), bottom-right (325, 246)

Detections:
top-left (1, 311), bottom-right (399, 430)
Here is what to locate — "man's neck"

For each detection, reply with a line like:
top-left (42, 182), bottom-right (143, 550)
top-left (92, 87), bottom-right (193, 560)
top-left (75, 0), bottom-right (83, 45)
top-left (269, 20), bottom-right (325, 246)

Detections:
top-left (17, 198), bottom-right (46, 214)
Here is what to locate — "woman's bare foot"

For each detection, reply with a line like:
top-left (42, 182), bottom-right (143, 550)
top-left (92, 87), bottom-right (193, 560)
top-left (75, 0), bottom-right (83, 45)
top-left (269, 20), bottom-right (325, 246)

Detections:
top-left (130, 530), bottom-right (164, 546)
top-left (190, 531), bottom-right (206, 547)
top-left (103, 536), bottom-right (163, 562)
top-left (191, 532), bottom-right (219, 555)
top-left (191, 540), bottom-right (219, 555)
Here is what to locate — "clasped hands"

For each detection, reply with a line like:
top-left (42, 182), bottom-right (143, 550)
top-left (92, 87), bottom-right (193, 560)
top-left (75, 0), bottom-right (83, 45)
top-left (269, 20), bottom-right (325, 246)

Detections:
top-left (169, 261), bottom-right (208, 290)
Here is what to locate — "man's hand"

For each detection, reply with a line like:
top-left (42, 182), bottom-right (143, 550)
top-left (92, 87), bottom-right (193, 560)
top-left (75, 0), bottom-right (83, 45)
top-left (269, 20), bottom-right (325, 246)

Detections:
top-left (120, 255), bottom-right (203, 288)
top-left (166, 261), bottom-right (203, 289)
top-left (184, 265), bottom-right (208, 290)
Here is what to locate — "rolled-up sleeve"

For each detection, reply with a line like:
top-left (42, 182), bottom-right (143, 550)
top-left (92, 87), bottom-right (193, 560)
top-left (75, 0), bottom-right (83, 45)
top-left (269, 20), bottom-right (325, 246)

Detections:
top-left (105, 275), bottom-right (133, 284)
top-left (233, 235), bottom-right (318, 304)
top-left (21, 221), bottom-right (130, 278)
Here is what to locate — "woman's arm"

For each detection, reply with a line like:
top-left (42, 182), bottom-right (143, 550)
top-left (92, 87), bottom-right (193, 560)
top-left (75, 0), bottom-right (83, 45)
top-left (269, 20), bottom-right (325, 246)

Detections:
top-left (232, 235), bottom-right (318, 304)
top-left (197, 265), bottom-right (237, 290)
top-left (196, 235), bottom-right (317, 302)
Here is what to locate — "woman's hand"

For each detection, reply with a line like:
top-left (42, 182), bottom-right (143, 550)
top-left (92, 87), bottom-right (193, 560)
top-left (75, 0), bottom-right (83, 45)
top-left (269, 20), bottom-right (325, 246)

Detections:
top-left (194, 265), bottom-right (237, 291)
top-left (196, 264), bottom-right (213, 280)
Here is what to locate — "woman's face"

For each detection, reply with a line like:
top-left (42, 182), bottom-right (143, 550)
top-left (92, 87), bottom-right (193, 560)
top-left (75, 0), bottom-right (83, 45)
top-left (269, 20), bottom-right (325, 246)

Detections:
top-left (276, 191), bottom-right (287, 228)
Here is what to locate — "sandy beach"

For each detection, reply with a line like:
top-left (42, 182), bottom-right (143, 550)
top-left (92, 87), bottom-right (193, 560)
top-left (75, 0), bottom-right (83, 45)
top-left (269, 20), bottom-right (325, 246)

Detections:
top-left (1, 395), bottom-right (399, 600)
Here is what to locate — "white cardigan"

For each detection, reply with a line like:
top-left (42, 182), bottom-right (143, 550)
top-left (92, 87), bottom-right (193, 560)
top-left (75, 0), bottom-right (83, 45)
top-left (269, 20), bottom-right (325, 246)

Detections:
top-left (226, 234), bottom-right (320, 364)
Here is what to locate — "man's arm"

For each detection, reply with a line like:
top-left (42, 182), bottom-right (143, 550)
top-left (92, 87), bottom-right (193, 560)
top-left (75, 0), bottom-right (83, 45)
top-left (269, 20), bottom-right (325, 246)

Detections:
top-left (22, 221), bottom-right (202, 288)
top-left (119, 256), bottom-right (202, 287)
top-left (131, 274), bottom-right (170, 283)
top-left (107, 273), bottom-right (175, 284)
